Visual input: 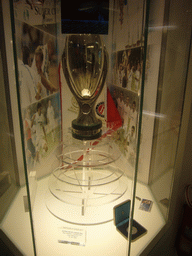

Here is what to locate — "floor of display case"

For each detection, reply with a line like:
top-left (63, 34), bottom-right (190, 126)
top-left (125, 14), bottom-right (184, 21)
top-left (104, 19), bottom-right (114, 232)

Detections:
top-left (1, 174), bottom-right (166, 256)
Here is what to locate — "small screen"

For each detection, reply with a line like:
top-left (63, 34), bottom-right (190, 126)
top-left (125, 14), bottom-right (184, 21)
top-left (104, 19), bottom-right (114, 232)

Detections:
top-left (61, 0), bottom-right (109, 34)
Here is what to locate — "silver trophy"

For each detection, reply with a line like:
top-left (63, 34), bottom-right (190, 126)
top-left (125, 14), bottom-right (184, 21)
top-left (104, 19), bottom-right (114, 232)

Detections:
top-left (62, 34), bottom-right (108, 140)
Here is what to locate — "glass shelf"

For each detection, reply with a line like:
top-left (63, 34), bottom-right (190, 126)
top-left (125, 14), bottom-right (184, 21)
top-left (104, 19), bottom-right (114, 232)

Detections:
top-left (46, 132), bottom-right (129, 224)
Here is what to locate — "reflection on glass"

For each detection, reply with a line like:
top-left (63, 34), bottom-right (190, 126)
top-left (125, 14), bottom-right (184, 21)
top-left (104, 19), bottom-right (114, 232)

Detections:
top-left (147, 1), bottom-right (192, 220)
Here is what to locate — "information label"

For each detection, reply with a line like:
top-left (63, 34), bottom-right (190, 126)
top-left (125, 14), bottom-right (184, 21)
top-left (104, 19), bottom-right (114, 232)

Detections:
top-left (58, 227), bottom-right (86, 246)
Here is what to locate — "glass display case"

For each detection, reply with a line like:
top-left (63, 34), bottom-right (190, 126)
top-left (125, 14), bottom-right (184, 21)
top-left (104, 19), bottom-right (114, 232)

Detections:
top-left (0, 0), bottom-right (192, 256)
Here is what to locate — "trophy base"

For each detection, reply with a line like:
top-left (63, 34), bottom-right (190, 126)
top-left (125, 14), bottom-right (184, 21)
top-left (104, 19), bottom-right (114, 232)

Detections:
top-left (72, 119), bottom-right (102, 140)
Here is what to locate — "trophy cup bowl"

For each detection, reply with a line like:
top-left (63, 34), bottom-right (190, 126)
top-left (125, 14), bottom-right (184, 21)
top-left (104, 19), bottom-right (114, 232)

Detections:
top-left (62, 34), bottom-right (108, 140)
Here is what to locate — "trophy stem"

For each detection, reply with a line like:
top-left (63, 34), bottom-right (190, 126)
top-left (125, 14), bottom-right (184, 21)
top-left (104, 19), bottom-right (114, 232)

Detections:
top-left (72, 104), bottom-right (102, 140)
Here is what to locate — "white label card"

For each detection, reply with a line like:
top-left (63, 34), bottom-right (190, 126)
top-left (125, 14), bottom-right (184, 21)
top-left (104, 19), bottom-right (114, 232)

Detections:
top-left (58, 226), bottom-right (86, 246)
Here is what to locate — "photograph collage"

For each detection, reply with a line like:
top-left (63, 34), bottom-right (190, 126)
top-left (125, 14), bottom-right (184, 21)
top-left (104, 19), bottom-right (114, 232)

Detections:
top-left (111, 47), bottom-right (143, 166)
top-left (15, 20), bottom-right (61, 173)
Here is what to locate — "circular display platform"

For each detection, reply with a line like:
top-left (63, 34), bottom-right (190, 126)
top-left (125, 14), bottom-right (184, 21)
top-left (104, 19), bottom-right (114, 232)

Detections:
top-left (46, 133), bottom-right (130, 224)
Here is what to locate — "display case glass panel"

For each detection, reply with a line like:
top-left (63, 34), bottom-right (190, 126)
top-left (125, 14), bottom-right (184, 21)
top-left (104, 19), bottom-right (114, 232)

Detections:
top-left (148, 0), bottom-right (192, 220)
top-left (0, 15), bottom-right (19, 223)
top-left (0, 29), bottom-right (19, 223)
top-left (1, 0), bottom-right (192, 256)
top-left (0, 1), bottom-right (34, 255)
